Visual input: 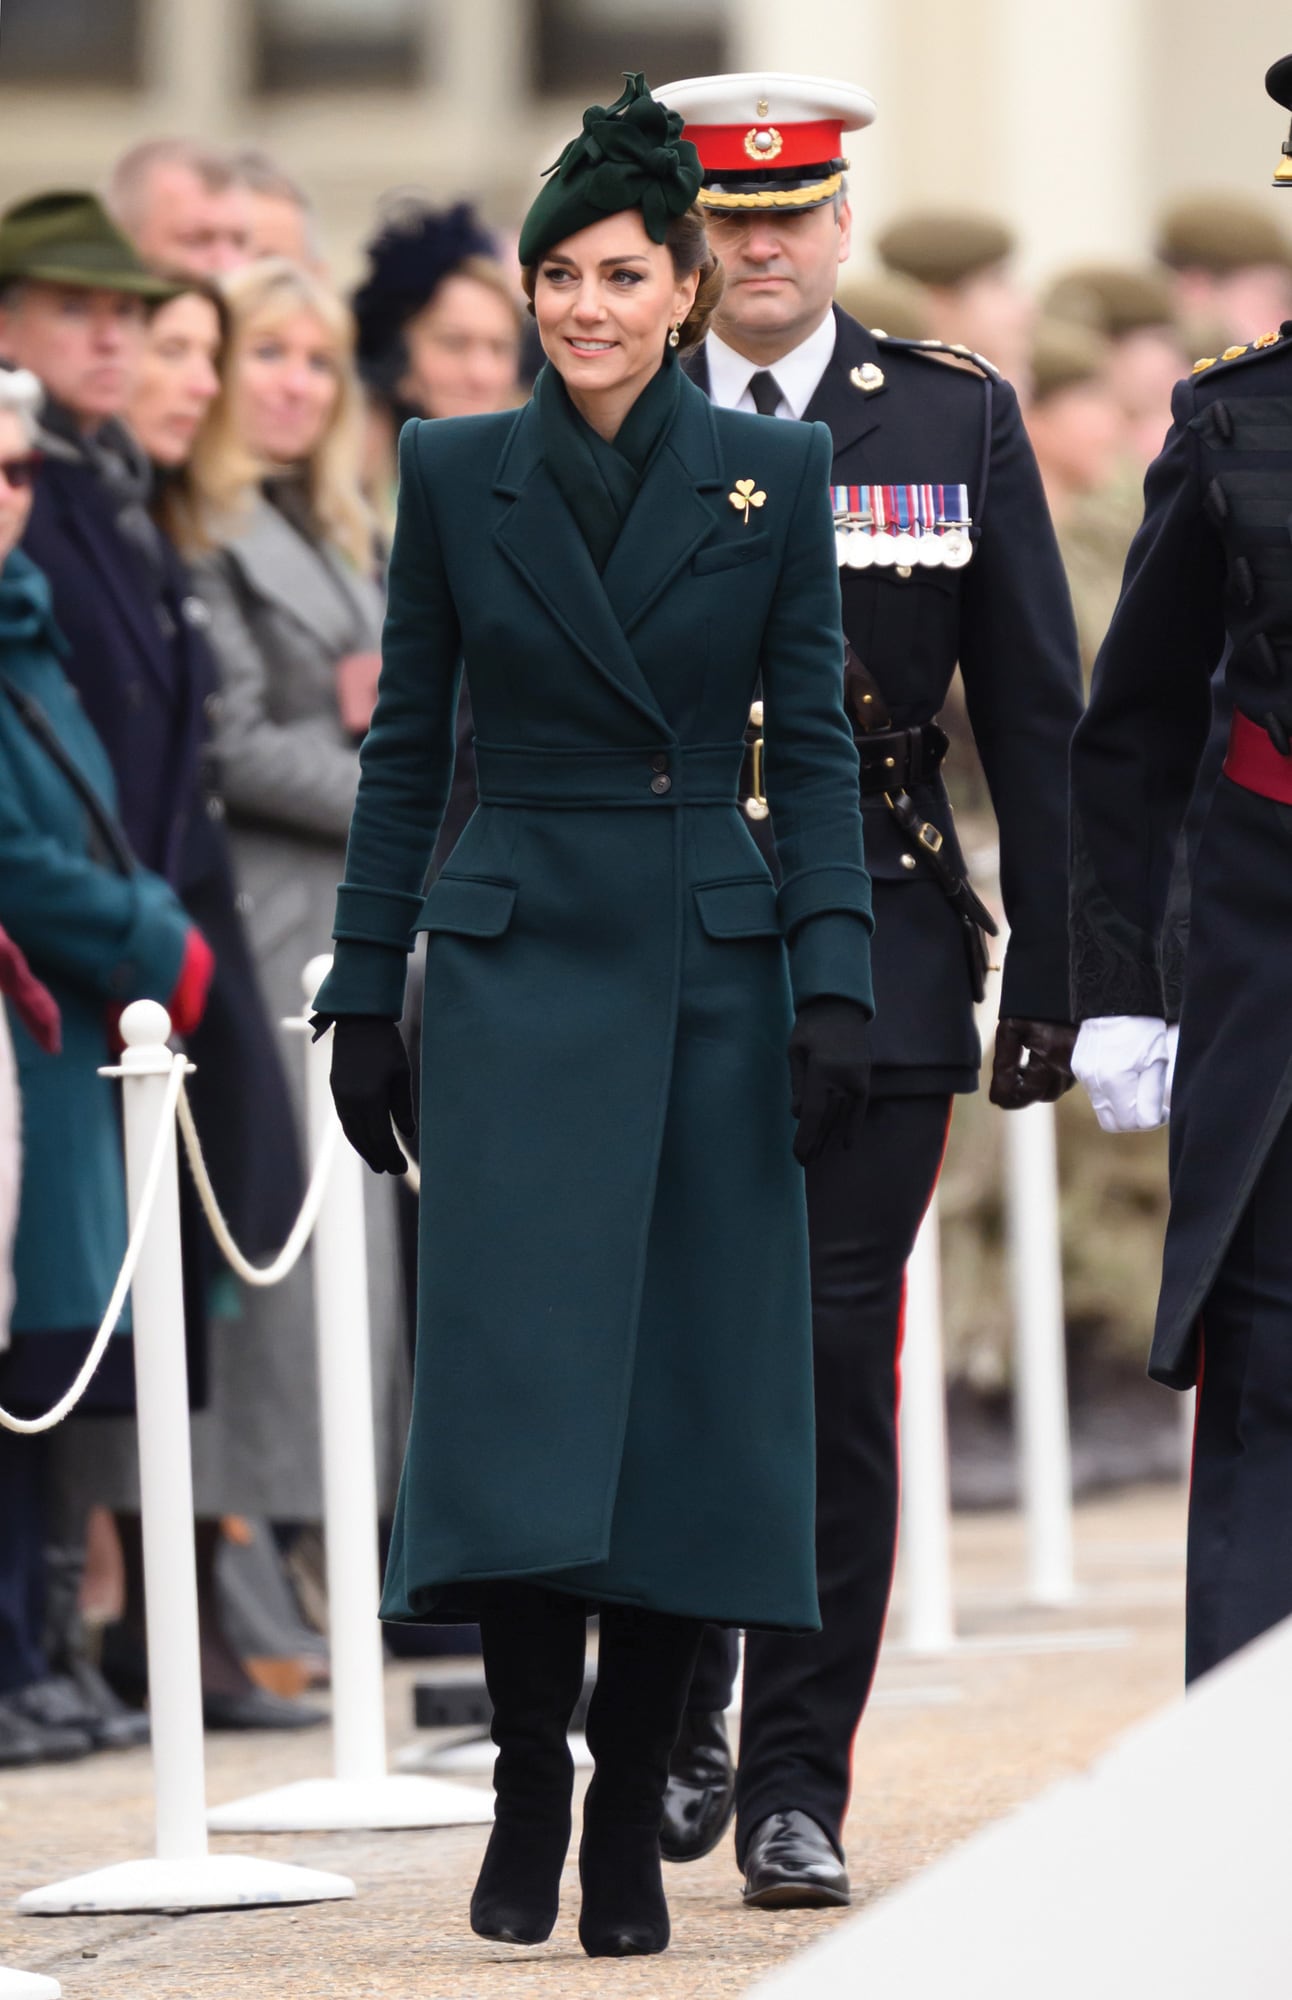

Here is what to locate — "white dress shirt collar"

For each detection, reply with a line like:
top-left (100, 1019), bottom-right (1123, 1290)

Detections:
top-left (703, 310), bottom-right (838, 419)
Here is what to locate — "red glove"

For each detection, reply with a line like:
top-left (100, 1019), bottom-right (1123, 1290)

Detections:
top-left (0, 923), bottom-right (62, 1055)
top-left (168, 928), bottom-right (215, 1038)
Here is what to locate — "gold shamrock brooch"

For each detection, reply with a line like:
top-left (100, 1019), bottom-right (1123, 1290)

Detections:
top-left (728, 477), bottom-right (766, 525)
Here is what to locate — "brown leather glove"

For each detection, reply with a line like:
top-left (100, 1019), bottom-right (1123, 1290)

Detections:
top-left (989, 1018), bottom-right (1077, 1110)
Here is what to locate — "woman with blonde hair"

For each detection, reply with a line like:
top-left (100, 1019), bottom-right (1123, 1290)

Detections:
top-left (188, 256), bottom-right (409, 1553)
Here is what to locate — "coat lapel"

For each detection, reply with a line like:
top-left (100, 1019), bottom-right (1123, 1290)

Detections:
top-left (492, 402), bottom-right (673, 736)
top-left (689, 306), bottom-right (887, 467)
top-left (599, 375), bottom-right (727, 633)
top-left (801, 306), bottom-right (888, 464)
top-left (223, 496), bottom-right (375, 651)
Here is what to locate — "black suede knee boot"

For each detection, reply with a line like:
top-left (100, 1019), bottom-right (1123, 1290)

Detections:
top-left (578, 1604), bottom-right (703, 1958)
top-left (470, 1586), bottom-right (588, 1946)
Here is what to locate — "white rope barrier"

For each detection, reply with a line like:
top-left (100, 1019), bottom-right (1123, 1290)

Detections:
top-left (175, 1079), bottom-right (339, 1287)
top-left (0, 1003), bottom-right (341, 1435)
top-left (0, 1054), bottom-right (186, 1437)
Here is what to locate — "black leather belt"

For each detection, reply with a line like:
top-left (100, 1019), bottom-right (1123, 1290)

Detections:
top-left (737, 719), bottom-right (948, 807)
top-left (854, 721), bottom-right (949, 797)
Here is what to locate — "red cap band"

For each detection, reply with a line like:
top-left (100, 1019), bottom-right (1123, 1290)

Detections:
top-left (685, 120), bottom-right (845, 173)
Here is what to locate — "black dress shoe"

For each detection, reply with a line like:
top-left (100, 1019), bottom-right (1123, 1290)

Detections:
top-left (57, 1659), bottom-right (150, 1750)
top-left (659, 1708), bottom-right (735, 1863)
top-left (0, 1698), bottom-right (42, 1768)
top-left (742, 1810), bottom-right (851, 1910)
top-left (203, 1687), bottom-right (328, 1731)
top-left (0, 1684), bottom-right (95, 1763)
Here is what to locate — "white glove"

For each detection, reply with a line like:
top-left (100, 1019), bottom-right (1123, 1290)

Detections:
top-left (1072, 1016), bottom-right (1174, 1134)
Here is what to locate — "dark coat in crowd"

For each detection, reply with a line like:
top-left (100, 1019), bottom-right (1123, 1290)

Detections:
top-left (21, 437), bottom-right (303, 1260)
top-left (689, 307), bottom-right (1084, 1092)
top-left (0, 551), bottom-right (189, 1369)
top-left (317, 384), bottom-right (873, 1632)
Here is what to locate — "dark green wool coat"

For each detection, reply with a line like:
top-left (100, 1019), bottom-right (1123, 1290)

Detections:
top-left (317, 373), bottom-right (873, 1631)
top-left (0, 551), bottom-right (190, 1339)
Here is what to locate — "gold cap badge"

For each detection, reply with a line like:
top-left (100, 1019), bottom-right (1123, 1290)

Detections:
top-left (744, 126), bottom-right (784, 162)
top-left (850, 362), bottom-right (885, 394)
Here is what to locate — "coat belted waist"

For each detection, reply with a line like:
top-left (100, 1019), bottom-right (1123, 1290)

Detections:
top-left (473, 739), bottom-right (745, 808)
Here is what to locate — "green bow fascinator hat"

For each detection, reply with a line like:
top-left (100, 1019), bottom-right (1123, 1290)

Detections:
top-left (518, 72), bottom-right (703, 266)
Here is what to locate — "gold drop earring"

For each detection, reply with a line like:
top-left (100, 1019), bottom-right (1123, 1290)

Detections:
top-left (668, 320), bottom-right (682, 349)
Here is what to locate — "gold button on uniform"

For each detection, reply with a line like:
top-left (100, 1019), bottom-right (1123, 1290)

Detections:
top-left (899, 853), bottom-right (917, 871)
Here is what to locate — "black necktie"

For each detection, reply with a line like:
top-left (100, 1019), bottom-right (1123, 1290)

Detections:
top-left (748, 370), bottom-right (784, 418)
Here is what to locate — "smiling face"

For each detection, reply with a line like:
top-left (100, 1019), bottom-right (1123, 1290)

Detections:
top-left (532, 211), bottom-right (698, 410)
top-left (127, 291), bottom-right (222, 467)
top-left (231, 303), bottom-right (341, 465)
top-left (705, 201), bottom-right (851, 354)
top-left (0, 409), bottom-right (35, 562)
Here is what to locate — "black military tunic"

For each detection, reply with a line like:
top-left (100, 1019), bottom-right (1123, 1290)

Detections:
top-left (1071, 324), bottom-right (1292, 1679)
top-left (685, 304), bottom-right (1083, 1850)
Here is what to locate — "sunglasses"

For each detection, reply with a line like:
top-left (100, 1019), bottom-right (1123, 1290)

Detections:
top-left (0, 453), bottom-right (42, 492)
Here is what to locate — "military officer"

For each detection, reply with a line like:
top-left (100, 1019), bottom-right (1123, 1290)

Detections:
top-left (1071, 54), bottom-right (1292, 1686)
top-left (655, 71), bottom-right (1084, 1908)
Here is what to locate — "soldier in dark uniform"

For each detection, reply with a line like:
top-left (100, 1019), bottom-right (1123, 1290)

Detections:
top-left (1071, 53), bottom-right (1292, 1688)
top-left (655, 72), bottom-right (1084, 1908)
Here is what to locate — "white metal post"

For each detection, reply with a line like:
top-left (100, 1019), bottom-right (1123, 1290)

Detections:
top-left (899, 1191), bottom-right (956, 1654)
top-left (1004, 1101), bottom-right (1076, 1606)
top-left (306, 969), bottom-right (386, 1787)
top-left (208, 960), bottom-right (492, 1833)
top-left (125, 1013), bottom-right (206, 1863)
top-left (19, 1002), bottom-right (353, 1915)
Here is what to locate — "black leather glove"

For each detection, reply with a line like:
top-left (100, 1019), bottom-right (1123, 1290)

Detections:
top-left (327, 1016), bottom-right (416, 1174)
top-left (989, 1018), bottom-right (1078, 1110)
top-left (788, 997), bottom-right (872, 1166)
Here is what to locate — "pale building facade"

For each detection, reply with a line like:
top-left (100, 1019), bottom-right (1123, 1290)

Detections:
top-left (0, 0), bottom-right (1288, 284)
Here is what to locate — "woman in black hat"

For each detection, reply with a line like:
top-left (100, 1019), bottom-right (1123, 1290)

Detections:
top-left (315, 75), bottom-right (874, 1958)
top-left (352, 199), bottom-right (522, 521)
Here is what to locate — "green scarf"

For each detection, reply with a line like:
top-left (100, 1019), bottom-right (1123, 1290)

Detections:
top-left (533, 349), bottom-right (681, 573)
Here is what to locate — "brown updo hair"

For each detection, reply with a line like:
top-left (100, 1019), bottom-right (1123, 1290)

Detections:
top-left (520, 204), bottom-right (724, 356)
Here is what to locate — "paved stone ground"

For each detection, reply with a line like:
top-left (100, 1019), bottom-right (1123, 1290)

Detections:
top-left (0, 1483), bottom-right (1187, 1999)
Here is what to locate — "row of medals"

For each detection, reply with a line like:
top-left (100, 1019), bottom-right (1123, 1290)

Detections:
top-left (834, 521), bottom-right (974, 572)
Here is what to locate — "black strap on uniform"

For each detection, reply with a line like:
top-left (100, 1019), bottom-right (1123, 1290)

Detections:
top-left (1, 673), bottom-right (136, 877)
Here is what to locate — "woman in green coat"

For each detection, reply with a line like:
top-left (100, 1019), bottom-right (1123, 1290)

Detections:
top-left (0, 367), bottom-right (209, 1756)
top-left (315, 77), bottom-right (874, 1958)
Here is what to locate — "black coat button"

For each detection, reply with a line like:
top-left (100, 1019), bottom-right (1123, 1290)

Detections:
top-left (651, 752), bottom-right (669, 773)
top-left (650, 773), bottom-right (672, 795)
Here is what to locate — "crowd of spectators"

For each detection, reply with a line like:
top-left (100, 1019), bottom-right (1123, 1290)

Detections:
top-left (1, 128), bottom-right (1290, 1764)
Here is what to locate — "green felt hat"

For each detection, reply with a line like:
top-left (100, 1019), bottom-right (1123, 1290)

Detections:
top-left (0, 190), bottom-right (182, 300)
top-left (518, 73), bottom-right (702, 267)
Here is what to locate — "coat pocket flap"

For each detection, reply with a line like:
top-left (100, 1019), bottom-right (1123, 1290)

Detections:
top-left (693, 877), bottom-right (780, 938)
top-left (416, 874), bottom-right (517, 937)
top-left (692, 531), bottom-right (772, 575)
